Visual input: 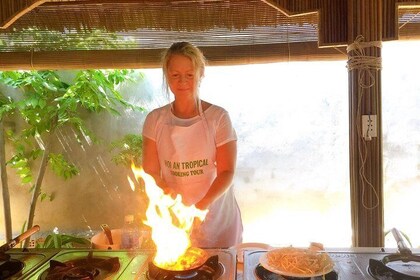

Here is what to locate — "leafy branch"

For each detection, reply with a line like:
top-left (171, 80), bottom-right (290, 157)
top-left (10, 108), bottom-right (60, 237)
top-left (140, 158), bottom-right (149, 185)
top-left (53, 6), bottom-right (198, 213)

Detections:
top-left (0, 69), bottom-right (143, 244)
top-left (110, 134), bottom-right (143, 168)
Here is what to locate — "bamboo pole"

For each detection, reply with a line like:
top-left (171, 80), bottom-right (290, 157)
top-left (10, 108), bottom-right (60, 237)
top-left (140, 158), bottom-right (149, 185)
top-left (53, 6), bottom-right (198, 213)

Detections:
top-left (347, 0), bottom-right (384, 247)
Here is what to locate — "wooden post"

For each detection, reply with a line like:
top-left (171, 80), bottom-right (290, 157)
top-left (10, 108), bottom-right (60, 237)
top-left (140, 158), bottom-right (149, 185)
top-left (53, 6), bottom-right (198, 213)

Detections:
top-left (347, 0), bottom-right (384, 247)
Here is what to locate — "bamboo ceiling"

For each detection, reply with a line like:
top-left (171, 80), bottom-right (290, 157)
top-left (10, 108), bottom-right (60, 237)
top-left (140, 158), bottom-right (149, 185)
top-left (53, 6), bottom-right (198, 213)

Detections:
top-left (1, 1), bottom-right (321, 51)
top-left (0, 0), bottom-right (420, 69)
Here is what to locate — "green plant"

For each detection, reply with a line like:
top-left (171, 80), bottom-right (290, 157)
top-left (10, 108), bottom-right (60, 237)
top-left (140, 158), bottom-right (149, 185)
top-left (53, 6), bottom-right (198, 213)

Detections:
top-left (110, 133), bottom-right (143, 167)
top-left (0, 28), bottom-right (137, 52)
top-left (0, 69), bottom-right (143, 244)
top-left (37, 232), bottom-right (91, 249)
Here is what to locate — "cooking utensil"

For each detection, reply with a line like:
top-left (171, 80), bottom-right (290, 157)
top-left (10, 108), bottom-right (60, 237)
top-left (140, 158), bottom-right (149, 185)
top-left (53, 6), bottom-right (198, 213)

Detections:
top-left (154, 247), bottom-right (209, 274)
top-left (369, 228), bottom-right (420, 279)
top-left (383, 228), bottom-right (420, 263)
top-left (101, 224), bottom-right (114, 245)
top-left (0, 225), bottom-right (40, 252)
top-left (0, 225), bottom-right (40, 261)
top-left (91, 229), bottom-right (122, 250)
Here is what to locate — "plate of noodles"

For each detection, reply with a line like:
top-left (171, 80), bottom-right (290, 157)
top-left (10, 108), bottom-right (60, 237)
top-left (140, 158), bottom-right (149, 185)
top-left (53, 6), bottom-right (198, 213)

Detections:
top-left (259, 247), bottom-right (334, 277)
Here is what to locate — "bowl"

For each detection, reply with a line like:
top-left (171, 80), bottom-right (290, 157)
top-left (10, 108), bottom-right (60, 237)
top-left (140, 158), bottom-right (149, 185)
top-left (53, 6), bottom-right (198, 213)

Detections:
top-left (91, 228), bottom-right (122, 250)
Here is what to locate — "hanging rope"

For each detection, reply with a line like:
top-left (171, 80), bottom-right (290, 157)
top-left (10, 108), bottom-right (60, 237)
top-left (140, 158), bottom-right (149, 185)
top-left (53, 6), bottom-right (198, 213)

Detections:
top-left (347, 35), bottom-right (382, 210)
top-left (347, 35), bottom-right (382, 88)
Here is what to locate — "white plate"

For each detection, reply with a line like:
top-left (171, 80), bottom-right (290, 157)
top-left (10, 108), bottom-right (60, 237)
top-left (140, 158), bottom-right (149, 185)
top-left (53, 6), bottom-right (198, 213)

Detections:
top-left (259, 247), bottom-right (334, 277)
top-left (231, 242), bottom-right (272, 263)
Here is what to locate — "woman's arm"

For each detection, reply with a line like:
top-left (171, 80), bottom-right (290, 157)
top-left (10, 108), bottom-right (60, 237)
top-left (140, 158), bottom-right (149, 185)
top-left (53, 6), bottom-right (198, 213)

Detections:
top-left (195, 140), bottom-right (237, 210)
top-left (142, 136), bottom-right (169, 191)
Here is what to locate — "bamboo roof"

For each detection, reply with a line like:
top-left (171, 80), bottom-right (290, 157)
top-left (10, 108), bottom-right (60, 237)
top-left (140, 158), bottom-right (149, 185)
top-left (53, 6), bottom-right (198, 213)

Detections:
top-left (0, 0), bottom-right (420, 69)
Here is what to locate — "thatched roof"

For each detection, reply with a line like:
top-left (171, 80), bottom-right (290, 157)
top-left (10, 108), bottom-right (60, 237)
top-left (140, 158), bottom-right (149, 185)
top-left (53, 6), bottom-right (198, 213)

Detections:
top-left (0, 0), bottom-right (420, 69)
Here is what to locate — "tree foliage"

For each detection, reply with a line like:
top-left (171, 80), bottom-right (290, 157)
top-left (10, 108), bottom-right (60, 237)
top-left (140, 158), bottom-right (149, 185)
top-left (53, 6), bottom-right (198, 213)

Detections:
top-left (0, 69), bottom-right (143, 242)
top-left (110, 133), bottom-right (143, 168)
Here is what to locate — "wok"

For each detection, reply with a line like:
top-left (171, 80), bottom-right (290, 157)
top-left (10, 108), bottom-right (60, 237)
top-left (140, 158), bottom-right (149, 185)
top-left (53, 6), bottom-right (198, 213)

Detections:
top-left (152, 247), bottom-right (209, 275)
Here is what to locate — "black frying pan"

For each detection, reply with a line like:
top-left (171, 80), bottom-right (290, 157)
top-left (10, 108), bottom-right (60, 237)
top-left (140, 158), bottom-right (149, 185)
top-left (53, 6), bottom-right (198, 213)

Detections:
top-left (152, 247), bottom-right (209, 275)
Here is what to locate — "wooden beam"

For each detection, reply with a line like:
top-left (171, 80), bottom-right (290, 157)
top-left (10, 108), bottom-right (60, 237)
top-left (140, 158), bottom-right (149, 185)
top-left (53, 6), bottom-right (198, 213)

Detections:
top-left (260, 0), bottom-right (348, 47)
top-left (317, 0), bottom-right (348, 47)
top-left (0, 0), bottom-right (48, 29)
top-left (0, 42), bottom-right (347, 70)
top-left (261, 0), bottom-right (420, 46)
top-left (383, 0), bottom-right (399, 40)
top-left (260, 0), bottom-right (319, 16)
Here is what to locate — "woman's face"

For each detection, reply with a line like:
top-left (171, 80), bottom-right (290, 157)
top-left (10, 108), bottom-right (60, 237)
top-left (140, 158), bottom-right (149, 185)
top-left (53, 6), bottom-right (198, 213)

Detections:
top-left (167, 54), bottom-right (197, 99)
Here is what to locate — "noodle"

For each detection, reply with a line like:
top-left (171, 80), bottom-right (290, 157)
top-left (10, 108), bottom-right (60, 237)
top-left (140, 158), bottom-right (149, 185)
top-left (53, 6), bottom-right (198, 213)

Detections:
top-left (265, 247), bottom-right (333, 275)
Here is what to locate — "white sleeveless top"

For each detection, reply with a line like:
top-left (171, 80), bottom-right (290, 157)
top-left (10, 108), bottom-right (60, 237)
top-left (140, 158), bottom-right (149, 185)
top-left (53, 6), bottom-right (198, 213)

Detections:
top-left (142, 102), bottom-right (243, 248)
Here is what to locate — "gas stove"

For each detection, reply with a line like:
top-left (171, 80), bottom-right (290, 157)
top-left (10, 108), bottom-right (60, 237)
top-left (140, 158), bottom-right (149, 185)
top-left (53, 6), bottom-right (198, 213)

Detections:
top-left (243, 248), bottom-right (420, 280)
top-left (4, 248), bottom-right (236, 280)
top-left (1, 248), bottom-right (59, 279)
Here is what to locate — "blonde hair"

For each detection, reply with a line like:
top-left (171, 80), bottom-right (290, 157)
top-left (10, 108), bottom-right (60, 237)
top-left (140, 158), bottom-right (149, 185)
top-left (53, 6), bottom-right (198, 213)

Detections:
top-left (161, 42), bottom-right (207, 98)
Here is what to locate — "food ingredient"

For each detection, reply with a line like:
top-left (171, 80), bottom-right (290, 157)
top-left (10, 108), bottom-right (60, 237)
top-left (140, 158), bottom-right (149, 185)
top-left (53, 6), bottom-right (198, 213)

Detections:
top-left (266, 247), bottom-right (333, 276)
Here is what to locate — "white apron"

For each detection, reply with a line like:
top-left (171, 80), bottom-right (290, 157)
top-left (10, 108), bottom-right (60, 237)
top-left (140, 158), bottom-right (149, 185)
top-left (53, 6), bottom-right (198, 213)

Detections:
top-left (156, 102), bottom-right (243, 248)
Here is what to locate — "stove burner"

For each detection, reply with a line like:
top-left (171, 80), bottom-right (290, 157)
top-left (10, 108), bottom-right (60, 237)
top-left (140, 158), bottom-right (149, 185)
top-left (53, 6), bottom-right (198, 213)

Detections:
top-left (38, 255), bottom-right (120, 280)
top-left (368, 258), bottom-right (420, 280)
top-left (61, 266), bottom-right (99, 279)
top-left (0, 258), bottom-right (24, 279)
top-left (147, 255), bottom-right (223, 280)
top-left (254, 264), bottom-right (338, 280)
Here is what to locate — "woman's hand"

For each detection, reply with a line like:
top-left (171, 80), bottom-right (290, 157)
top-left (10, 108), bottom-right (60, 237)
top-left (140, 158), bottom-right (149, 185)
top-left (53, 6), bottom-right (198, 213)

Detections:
top-left (193, 141), bottom-right (237, 211)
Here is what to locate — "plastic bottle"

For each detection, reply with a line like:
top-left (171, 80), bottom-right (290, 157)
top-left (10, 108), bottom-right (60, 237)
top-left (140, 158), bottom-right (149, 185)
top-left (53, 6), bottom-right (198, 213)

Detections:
top-left (133, 213), bottom-right (153, 249)
top-left (121, 214), bottom-right (139, 249)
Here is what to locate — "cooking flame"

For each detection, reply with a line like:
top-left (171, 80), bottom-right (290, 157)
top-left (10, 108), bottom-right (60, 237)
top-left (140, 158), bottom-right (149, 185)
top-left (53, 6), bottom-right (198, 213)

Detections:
top-left (130, 164), bottom-right (208, 268)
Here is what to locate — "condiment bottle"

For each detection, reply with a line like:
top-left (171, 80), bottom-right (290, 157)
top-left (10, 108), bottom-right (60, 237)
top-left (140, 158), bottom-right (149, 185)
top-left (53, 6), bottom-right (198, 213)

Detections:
top-left (121, 214), bottom-right (139, 249)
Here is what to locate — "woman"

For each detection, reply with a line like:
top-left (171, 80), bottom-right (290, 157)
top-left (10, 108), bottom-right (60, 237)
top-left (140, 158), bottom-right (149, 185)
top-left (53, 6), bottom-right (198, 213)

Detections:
top-left (142, 42), bottom-right (243, 248)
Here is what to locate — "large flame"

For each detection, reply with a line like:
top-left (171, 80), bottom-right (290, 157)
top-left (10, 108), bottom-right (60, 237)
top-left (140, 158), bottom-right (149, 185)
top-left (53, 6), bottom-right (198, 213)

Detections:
top-left (130, 164), bottom-right (208, 267)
